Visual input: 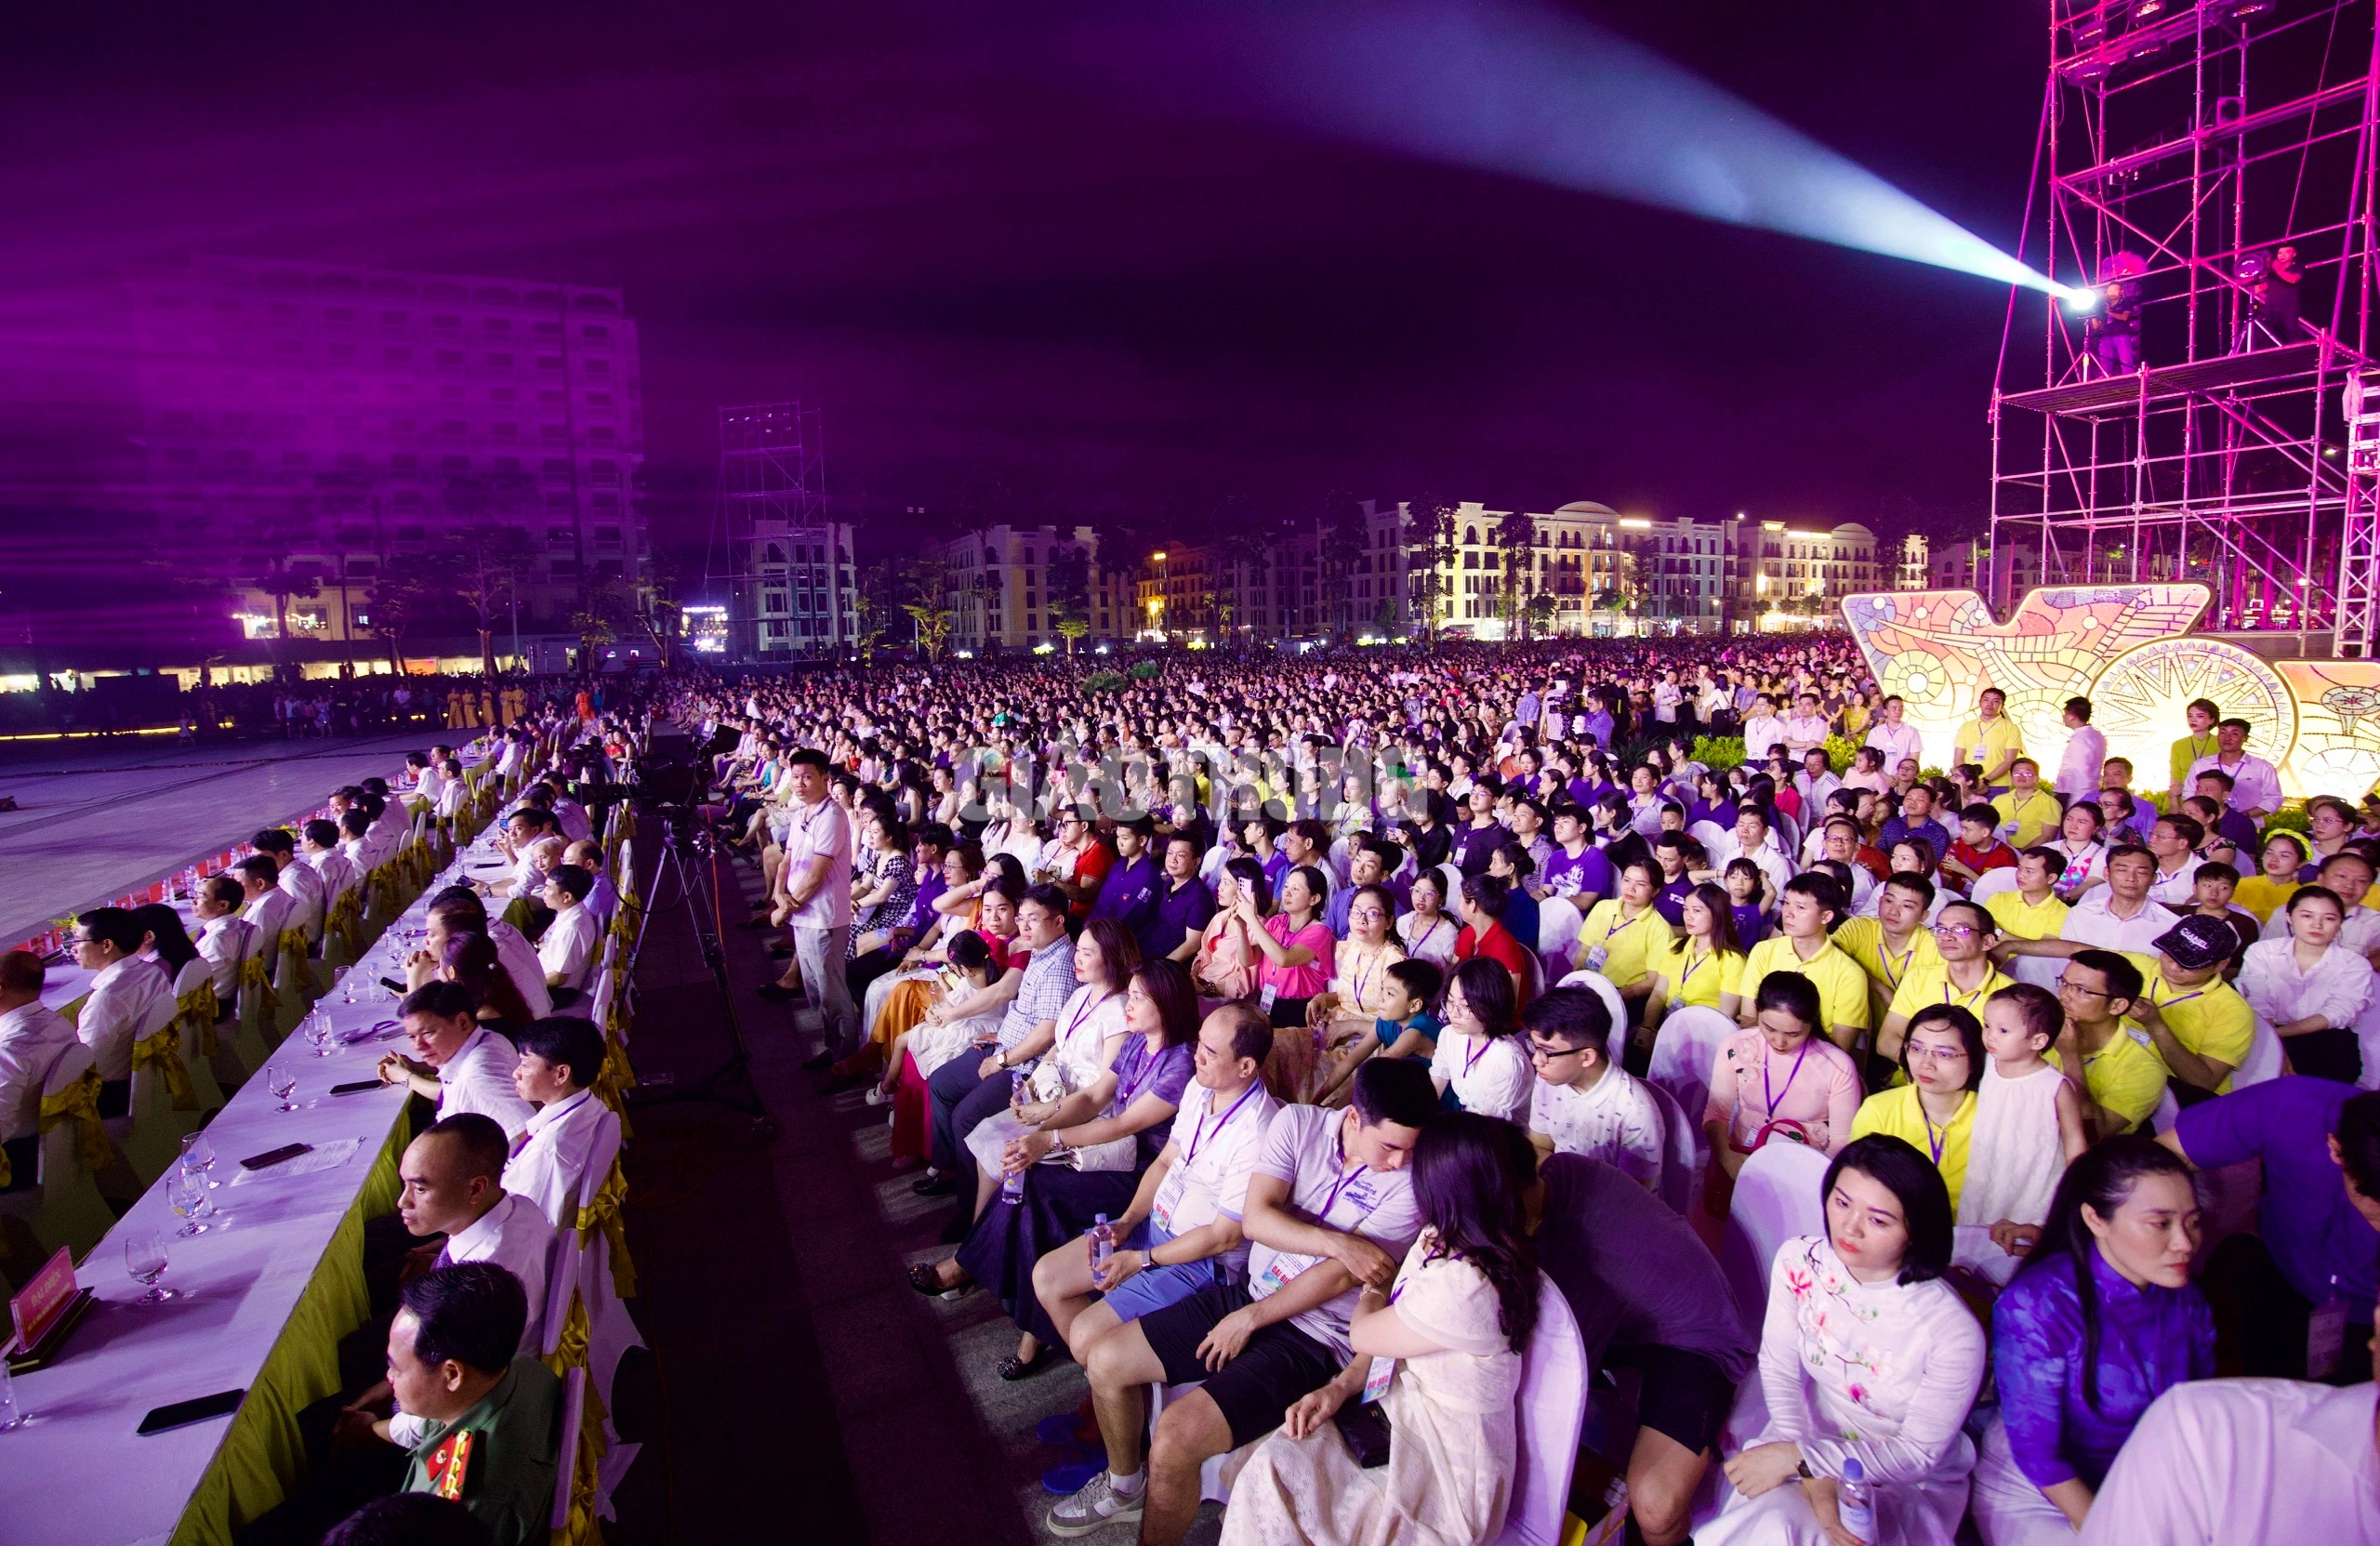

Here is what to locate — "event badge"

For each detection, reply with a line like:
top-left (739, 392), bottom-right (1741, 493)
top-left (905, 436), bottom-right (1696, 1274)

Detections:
top-left (1259, 984), bottom-right (1279, 1014)
top-left (428, 1429), bottom-right (475, 1500)
top-left (2307, 1276), bottom-right (2347, 1381)
top-left (1255, 1250), bottom-right (1316, 1295)
top-left (1361, 1354), bottom-right (1395, 1404)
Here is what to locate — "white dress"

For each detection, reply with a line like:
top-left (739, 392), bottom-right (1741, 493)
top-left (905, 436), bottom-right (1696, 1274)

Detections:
top-left (963, 984), bottom-right (1123, 1171)
top-left (1699, 1235), bottom-right (1986, 1546)
top-left (1951, 1062), bottom-right (2067, 1286)
top-left (1221, 1234), bottom-right (1520, 1546)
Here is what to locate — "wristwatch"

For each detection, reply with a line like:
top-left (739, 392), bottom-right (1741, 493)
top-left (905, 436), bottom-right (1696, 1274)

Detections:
top-left (1795, 1459), bottom-right (1815, 1482)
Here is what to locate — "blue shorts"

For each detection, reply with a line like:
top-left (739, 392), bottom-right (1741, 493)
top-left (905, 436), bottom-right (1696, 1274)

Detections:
top-left (1100, 1220), bottom-right (1235, 1324)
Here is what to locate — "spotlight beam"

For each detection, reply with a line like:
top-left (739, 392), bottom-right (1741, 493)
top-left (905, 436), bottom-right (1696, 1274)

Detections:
top-left (1100, 1), bottom-right (2079, 301)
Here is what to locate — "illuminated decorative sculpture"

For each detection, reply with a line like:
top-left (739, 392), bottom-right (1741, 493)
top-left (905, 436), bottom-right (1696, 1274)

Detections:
top-left (1843, 586), bottom-right (2380, 801)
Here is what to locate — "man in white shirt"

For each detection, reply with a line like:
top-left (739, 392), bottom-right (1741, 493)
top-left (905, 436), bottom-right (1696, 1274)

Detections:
top-left (1039, 1004), bottom-right (1281, 1364)
top-left (1526, 986), bottom-right (1665, 1190)
top-left (377, 981), bottom-right (535, 1139)
top-left (2079, 1324), bottom-right (2380, 1543)
top-left (1701, 805), bottom-right (1793, 904)
top-left (350, 1112), bottom-right (554, 1451)
top-left (1051, 1056), bottom-right (1436, 1543)
top-left (255, 827), bottom-right (324, 943)
top-left (535, 867), bottom-right (600, 1001)
top-left (1864, 694), bottom-right (1924, 774)
top-left (503, 1016), bottom-right (617, 1229)
top-left (192, 876), bottom-right (258, 1010)
top-left (301, 818), bottom-right (361, 911)
top-left (1996, 846), bottom-right (2179, 962)
top-left (70, 906), bottom-right (173, 1111)
top-left (2187, 717), bottom-right (2286, 822)
top-left (1741, 695), bottom-right (1785, 765)
top-left (1780, 691), bottom-right (1833, 759)
top-left (0, 950), bottom-right (82, 1187)
top-left (428, 890), bottom-right (552, 1022)
top-left (771, 748), bottom-right (857, 1065)
top-left (237, 854), bottom-right (297, 965)
top-left (2145, 813), bottom-right (2205, 907)
top-left (2054, 695), bottom-right (2109, 803)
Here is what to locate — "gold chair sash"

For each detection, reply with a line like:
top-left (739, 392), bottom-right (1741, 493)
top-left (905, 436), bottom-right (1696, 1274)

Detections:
top-left (239, 953), bottom-right (281, 1013)
top-left (132, 1027), bottom-right (199, 1111)
top-left (574, 1156), bottom-right (637, 1300)
top-left (178, 982), bottom-right (221, 1058)
top-left (41, 1067), bottom-right (113, 1172)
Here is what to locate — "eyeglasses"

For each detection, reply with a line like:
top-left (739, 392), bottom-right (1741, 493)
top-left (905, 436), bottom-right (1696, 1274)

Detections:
top-left (1528, 1040), bottom-right (1588, 1064)
top-left (1905, 1042), bottom-right (1970, 1063)
top-left (2056, 977), bottom-right (2110, 998)
top-left (1932, 924), bottom-right (1980, 940)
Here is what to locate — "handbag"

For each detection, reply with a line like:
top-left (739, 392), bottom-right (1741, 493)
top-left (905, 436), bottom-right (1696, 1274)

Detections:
top-left (1064, 1134), bottom-right (1140, 1172)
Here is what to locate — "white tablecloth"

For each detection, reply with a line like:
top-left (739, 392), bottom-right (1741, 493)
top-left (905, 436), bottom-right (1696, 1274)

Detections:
top-left (0, 828), bottom-right (506, 1546)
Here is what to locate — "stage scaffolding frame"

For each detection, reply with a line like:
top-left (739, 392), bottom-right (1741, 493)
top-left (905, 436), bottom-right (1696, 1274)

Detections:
top-left (1990, 0), bottom-right (2380, 654)
top-left (712, 402), bottom-right (838, 660)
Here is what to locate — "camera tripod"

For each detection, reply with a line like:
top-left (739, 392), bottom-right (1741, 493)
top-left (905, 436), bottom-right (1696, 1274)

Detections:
top-left (628, 810), bottom-right (777, 1140)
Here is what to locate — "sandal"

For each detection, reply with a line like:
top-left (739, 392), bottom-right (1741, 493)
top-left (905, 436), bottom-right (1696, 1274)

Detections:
top-left (906, 1262), bottom-right (954, 1297)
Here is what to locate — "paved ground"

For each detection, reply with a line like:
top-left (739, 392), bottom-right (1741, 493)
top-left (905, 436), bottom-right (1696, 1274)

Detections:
top-left (0, 732), bottom-right (429, 944)
top-left (612, 827), bottom-right (1227, 1546)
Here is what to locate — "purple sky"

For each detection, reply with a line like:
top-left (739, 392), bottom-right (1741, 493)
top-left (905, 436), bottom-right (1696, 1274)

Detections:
top-left (3, 1), bottom-right (2044, 549)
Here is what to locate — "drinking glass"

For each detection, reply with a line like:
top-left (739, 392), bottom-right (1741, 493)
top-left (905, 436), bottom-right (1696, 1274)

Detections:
top-left (168, 1166), bottom-right (210, 1236)
top-left (0, 1356), bottom-right (24, 1430)
top-left (267, 1063), bottom-right (298, 1112)
top-left (181, 1130), bottom-right (218, 1188)
top-left (125, 1235), bottom-right (173, 1302)
top-left (308, 1011), bottom-right (335, 1058)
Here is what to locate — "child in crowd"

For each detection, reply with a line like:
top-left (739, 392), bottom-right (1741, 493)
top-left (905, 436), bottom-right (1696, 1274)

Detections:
top-left (1523, 986), bottom-right (1666, 1192)
top-left (1956, 984), bottom-right (2086, 1285)
top-left (1313, 958), bottom-right (1444, 1107)
top-left (2188, 861), bottom-right (2260, 949)
top-left (1723, 857), bottom-right (1767, 947)
top-left (1942, 802), bottom-right (2018, 897)
top-left (1427, 956), bottom-right (1533, 1121)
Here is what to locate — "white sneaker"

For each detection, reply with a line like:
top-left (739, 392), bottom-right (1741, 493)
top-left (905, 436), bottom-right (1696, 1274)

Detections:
top-left (865, 1086), bottom-right (891, 1107)
top-left (1047, 1474), bottom-right (1145, 1538)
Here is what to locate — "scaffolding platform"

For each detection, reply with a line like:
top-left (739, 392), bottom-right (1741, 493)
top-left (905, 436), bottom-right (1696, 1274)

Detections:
top-left (2000, 340), bottom-right (2328, 418)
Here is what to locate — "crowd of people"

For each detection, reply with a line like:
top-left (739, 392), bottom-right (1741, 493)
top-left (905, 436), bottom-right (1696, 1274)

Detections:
top-left (1, 679), bottom-right (662, 1546)
top-left (672, 637), bottom-right (2380, 1546)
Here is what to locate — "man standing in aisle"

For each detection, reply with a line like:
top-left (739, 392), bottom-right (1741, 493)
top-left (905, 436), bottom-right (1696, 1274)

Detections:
top-left (1955, 687), bottom-right (2025, 795)
top-left (762, 748), bottom-right (857, 1069)
top-left (1864, 694), bottom-right (1924, 782)
top-left (2053, 696), bottom-right (2106, 807)
top-left (2187, 718), bottom-right (2285, 825)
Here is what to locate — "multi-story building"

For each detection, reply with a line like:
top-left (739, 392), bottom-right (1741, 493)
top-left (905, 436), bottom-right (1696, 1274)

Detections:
top-left (719, 404), bottom-right (857, 658)
top-left (939, 523), bottom-right (1115, 653)
top-left (121, 257), bottom-right (651, 660)
top-left (1743, 521), bottom-right (1885, 627)
top-left (1929, 536), bottom-right (2044, 601)
top-left (1426, 501), bottom-right (1739, 637)
top-left (1897, 533), bottom-right (1932, 590)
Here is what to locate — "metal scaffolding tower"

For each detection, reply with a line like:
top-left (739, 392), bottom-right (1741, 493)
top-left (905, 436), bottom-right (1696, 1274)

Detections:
top-left (1990, 0), bottom-right (2380, 652)
top-left (714, 402), bottom-right (845, 659)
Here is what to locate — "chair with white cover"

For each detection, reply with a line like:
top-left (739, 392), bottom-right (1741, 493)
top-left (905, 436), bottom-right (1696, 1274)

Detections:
top-left (1519, 947), bottom-right (1547, 1006)
top-left (171, 958), bottom-right (228, 1115)
top-left (550, 1365), bottom-right (600, 1545)
top-left (1688, 820), bottom-right (1731, 858)
top-left (1535, 896), bottom-right (1583, 979)
top-left (2238, 1012), bottom-right (2286, 1088)
top-left (1328, 836), bottom-right (1354, 888)
top-left (575, 1117), bottom-right (645, 1494)
top-left (1643, 1081), bottom-right (1703, 1219)
top-left (0, 1043), bottom-right (115, 1261)
top-left (120, 983), bottom-right (199, 1187)
top-left (1555, 971), bottom-right (1628, 1049)
top-left (1969, 867), bottom-right (2021, 905)
top-left (1491, 1275), bottom-right (1591, 1546)
top-left (1716, 1138), bottom-right (1831, 1328)
top-left (1438, 863), bottom-right (1465, 907)
top-left (1646, 1005), bottom-right (1737, 1137)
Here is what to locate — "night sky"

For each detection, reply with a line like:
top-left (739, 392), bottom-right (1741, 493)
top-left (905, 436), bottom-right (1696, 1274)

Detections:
top-left (3, 1), bottom-right (2046, 553)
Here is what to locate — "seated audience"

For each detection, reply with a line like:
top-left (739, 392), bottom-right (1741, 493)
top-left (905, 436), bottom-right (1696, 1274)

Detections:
top-left (1524, 985), bottom-right (1665, 1190)
top-left (1428, 957), bottom-right (1533, 1121)
top-left (378, 982), bottom-right (535, 1138)
top-left (502, 1015), bottom-right (618, 1229)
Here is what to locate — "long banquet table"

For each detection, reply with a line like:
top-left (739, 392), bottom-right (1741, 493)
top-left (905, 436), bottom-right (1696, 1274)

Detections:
top-left (0, 829), bottom-right (522, 1546)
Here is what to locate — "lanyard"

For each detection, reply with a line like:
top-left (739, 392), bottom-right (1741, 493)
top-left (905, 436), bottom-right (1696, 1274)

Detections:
top-left (1919, 1096), bottom-right (1957, 1167)
top-left (1319, 1158), bottom-right (1376, 1228)
top-left (1605, 906), bottom-right (1641, 945)
top-left (1348, 945), bottom-right (1390, 1009)
top-left (1056, 988), bottom-right (1119, 1050)
top-left (1461, 1031), bottom-right (1500, 1077)
top-left (1678, 944), bottom-right (1715, 989)
top-left (2154, 984), bottom-right (2207, 1013)
top-left (1762, 1037), bottom-right (1813, 1119)
top-left (1186, 1083), bottom-right (1262, 1166)
top-left (1879, 939), bottom-right (1916, 995)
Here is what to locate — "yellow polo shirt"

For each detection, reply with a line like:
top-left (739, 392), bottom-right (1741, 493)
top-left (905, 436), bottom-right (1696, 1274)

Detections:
top-left (1992, 788), bottom-right (2065, 850)
top-left (2119, 955), bottom-right (2256, 1093)
top-left (2170, 733), bottom-right (2220, 793)
top-left (1987, 890), bottom-right (2070, 941)
top-left (1578, 901), bottom-right (1674, 990)
top-left (1654, 939), bottom-right (1744, 1011)
top-left (2229, 876), bottom-right (2301, 924)
top-left (1833, 917), bottom-right (1940, 998)
top-left (1960, 716), bottom-right (2027, 782)
top-left (2048, 1028), bottom-right (2170, 1132)
top-left (1850, 1086), bottom-right (1977, 1212)
top-left (1740, 935), bottom-right (1874, 1033)
top-left (1886, 957), bottom-right (2016, 1024)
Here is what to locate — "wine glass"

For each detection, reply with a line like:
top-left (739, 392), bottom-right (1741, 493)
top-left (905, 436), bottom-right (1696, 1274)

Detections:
top-left (126, 1235), bottom-right (173, 1302)
top-left (168, 1166), bottom-right (210, 1236)
top-left (181, 1130), bottom-right (218, 1188)
top-left (266, 1063), bottom-right (298, 1112)
top-left (307, 1011), bottom-right (335, 1058)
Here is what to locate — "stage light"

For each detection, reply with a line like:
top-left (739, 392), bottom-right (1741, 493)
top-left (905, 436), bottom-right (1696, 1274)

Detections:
top-left (1118, 1), bottom-right (2072, 301)
top-left (2061, 287), bottom-right (2102, 312)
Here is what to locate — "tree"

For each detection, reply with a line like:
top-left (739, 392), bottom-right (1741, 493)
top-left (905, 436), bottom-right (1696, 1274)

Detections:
top-left (1404, 493), bottom-right (1457, 641)
top-left (367, 555), bottom-right (461, 675)
top-left (901, 554), bottom-right (957, 659)
top-left (853, 560), bottom-right (893, 665)
top-left (1209, 495), bottom-right (1276, 645)
top-left (1045, 543), bottom-right (1091, 656)
top-left (1319, 492), bottom-right (1368, 641)
top-left (1493, 510), bottom-right (1539, 639)
top-left (444, 519), bottom-right (536, 679)
top-left (254, 556), bottom-right (321, 681)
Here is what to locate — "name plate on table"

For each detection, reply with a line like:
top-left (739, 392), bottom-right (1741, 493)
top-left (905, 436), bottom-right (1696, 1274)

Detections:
top-left (7, 1247), bottom-right (95, 1372)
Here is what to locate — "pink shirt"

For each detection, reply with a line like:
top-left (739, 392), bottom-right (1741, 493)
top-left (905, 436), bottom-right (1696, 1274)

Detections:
top-left (1703, 1029), bottom-right (1862, 1156)
top-left (1260, 914), bottom-right (1336, 1001)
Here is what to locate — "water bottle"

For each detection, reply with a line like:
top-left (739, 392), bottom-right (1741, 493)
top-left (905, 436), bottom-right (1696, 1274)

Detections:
top-left (1835, 1457), bottom-right (1874, 1542)
top-left (1001, 1070), bottom-right (1029, 1204)
top-left (1090, 1213), bottom-right (1115, 1271)
top-left (0, 1357), bottom-right (22, 1432)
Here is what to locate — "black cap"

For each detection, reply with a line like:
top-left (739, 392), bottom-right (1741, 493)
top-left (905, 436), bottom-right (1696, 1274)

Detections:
top-left (2152, 913), bottom-right (2238, 972)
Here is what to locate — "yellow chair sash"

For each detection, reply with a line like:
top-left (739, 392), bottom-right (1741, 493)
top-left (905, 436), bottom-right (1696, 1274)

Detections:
top-left (132, 1027), bottom-right (199, 1111)
top-left (575, 1156), bottom-right (637, 1300)
top-left (591, 1036), bottom-right (636, 1113)
top-left (178, 983), bottom-right (220, 1058)
top-left (278, 927), bottom-right (310, 964)
top-left (41, 1067), bottom-right (113, 1172)
top-left (327, 889), bottom-right (364, 957)
top-left (240, 952), bottom-right (282, 1013)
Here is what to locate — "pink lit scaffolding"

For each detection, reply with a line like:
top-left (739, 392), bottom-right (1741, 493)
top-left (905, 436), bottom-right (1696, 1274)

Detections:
top-left (1990, 0), bottom-right (2380, 654)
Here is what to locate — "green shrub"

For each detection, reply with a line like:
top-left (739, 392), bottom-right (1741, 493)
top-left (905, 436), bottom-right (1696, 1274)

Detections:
top-left (1692, 735), bottom-right (1746, 773)
top-left (1082, 671), bottom-right (1129, 695)
top-left (1128, 661), bottom-right (1161, 681)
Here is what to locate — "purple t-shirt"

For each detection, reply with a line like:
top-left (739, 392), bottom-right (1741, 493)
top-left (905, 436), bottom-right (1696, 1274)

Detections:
top-left (2175, 1077), bottom-right (2380, 1315)
top-left (1108, 1035), bottom-right (1197, 1166)
top-left (1540, 843), bottom-right (1613, 901)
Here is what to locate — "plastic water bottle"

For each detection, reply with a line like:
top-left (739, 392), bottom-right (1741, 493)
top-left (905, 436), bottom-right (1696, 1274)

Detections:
top-left (1835, 1457), bottom-right (1874, 1542)
top-left (1090, 1213), bottom-right (1115, 1271)
top-left (1001, 1070), bottom-right (1029, 1203)
top-left (0, 1357), bottom-right (22, 1432)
